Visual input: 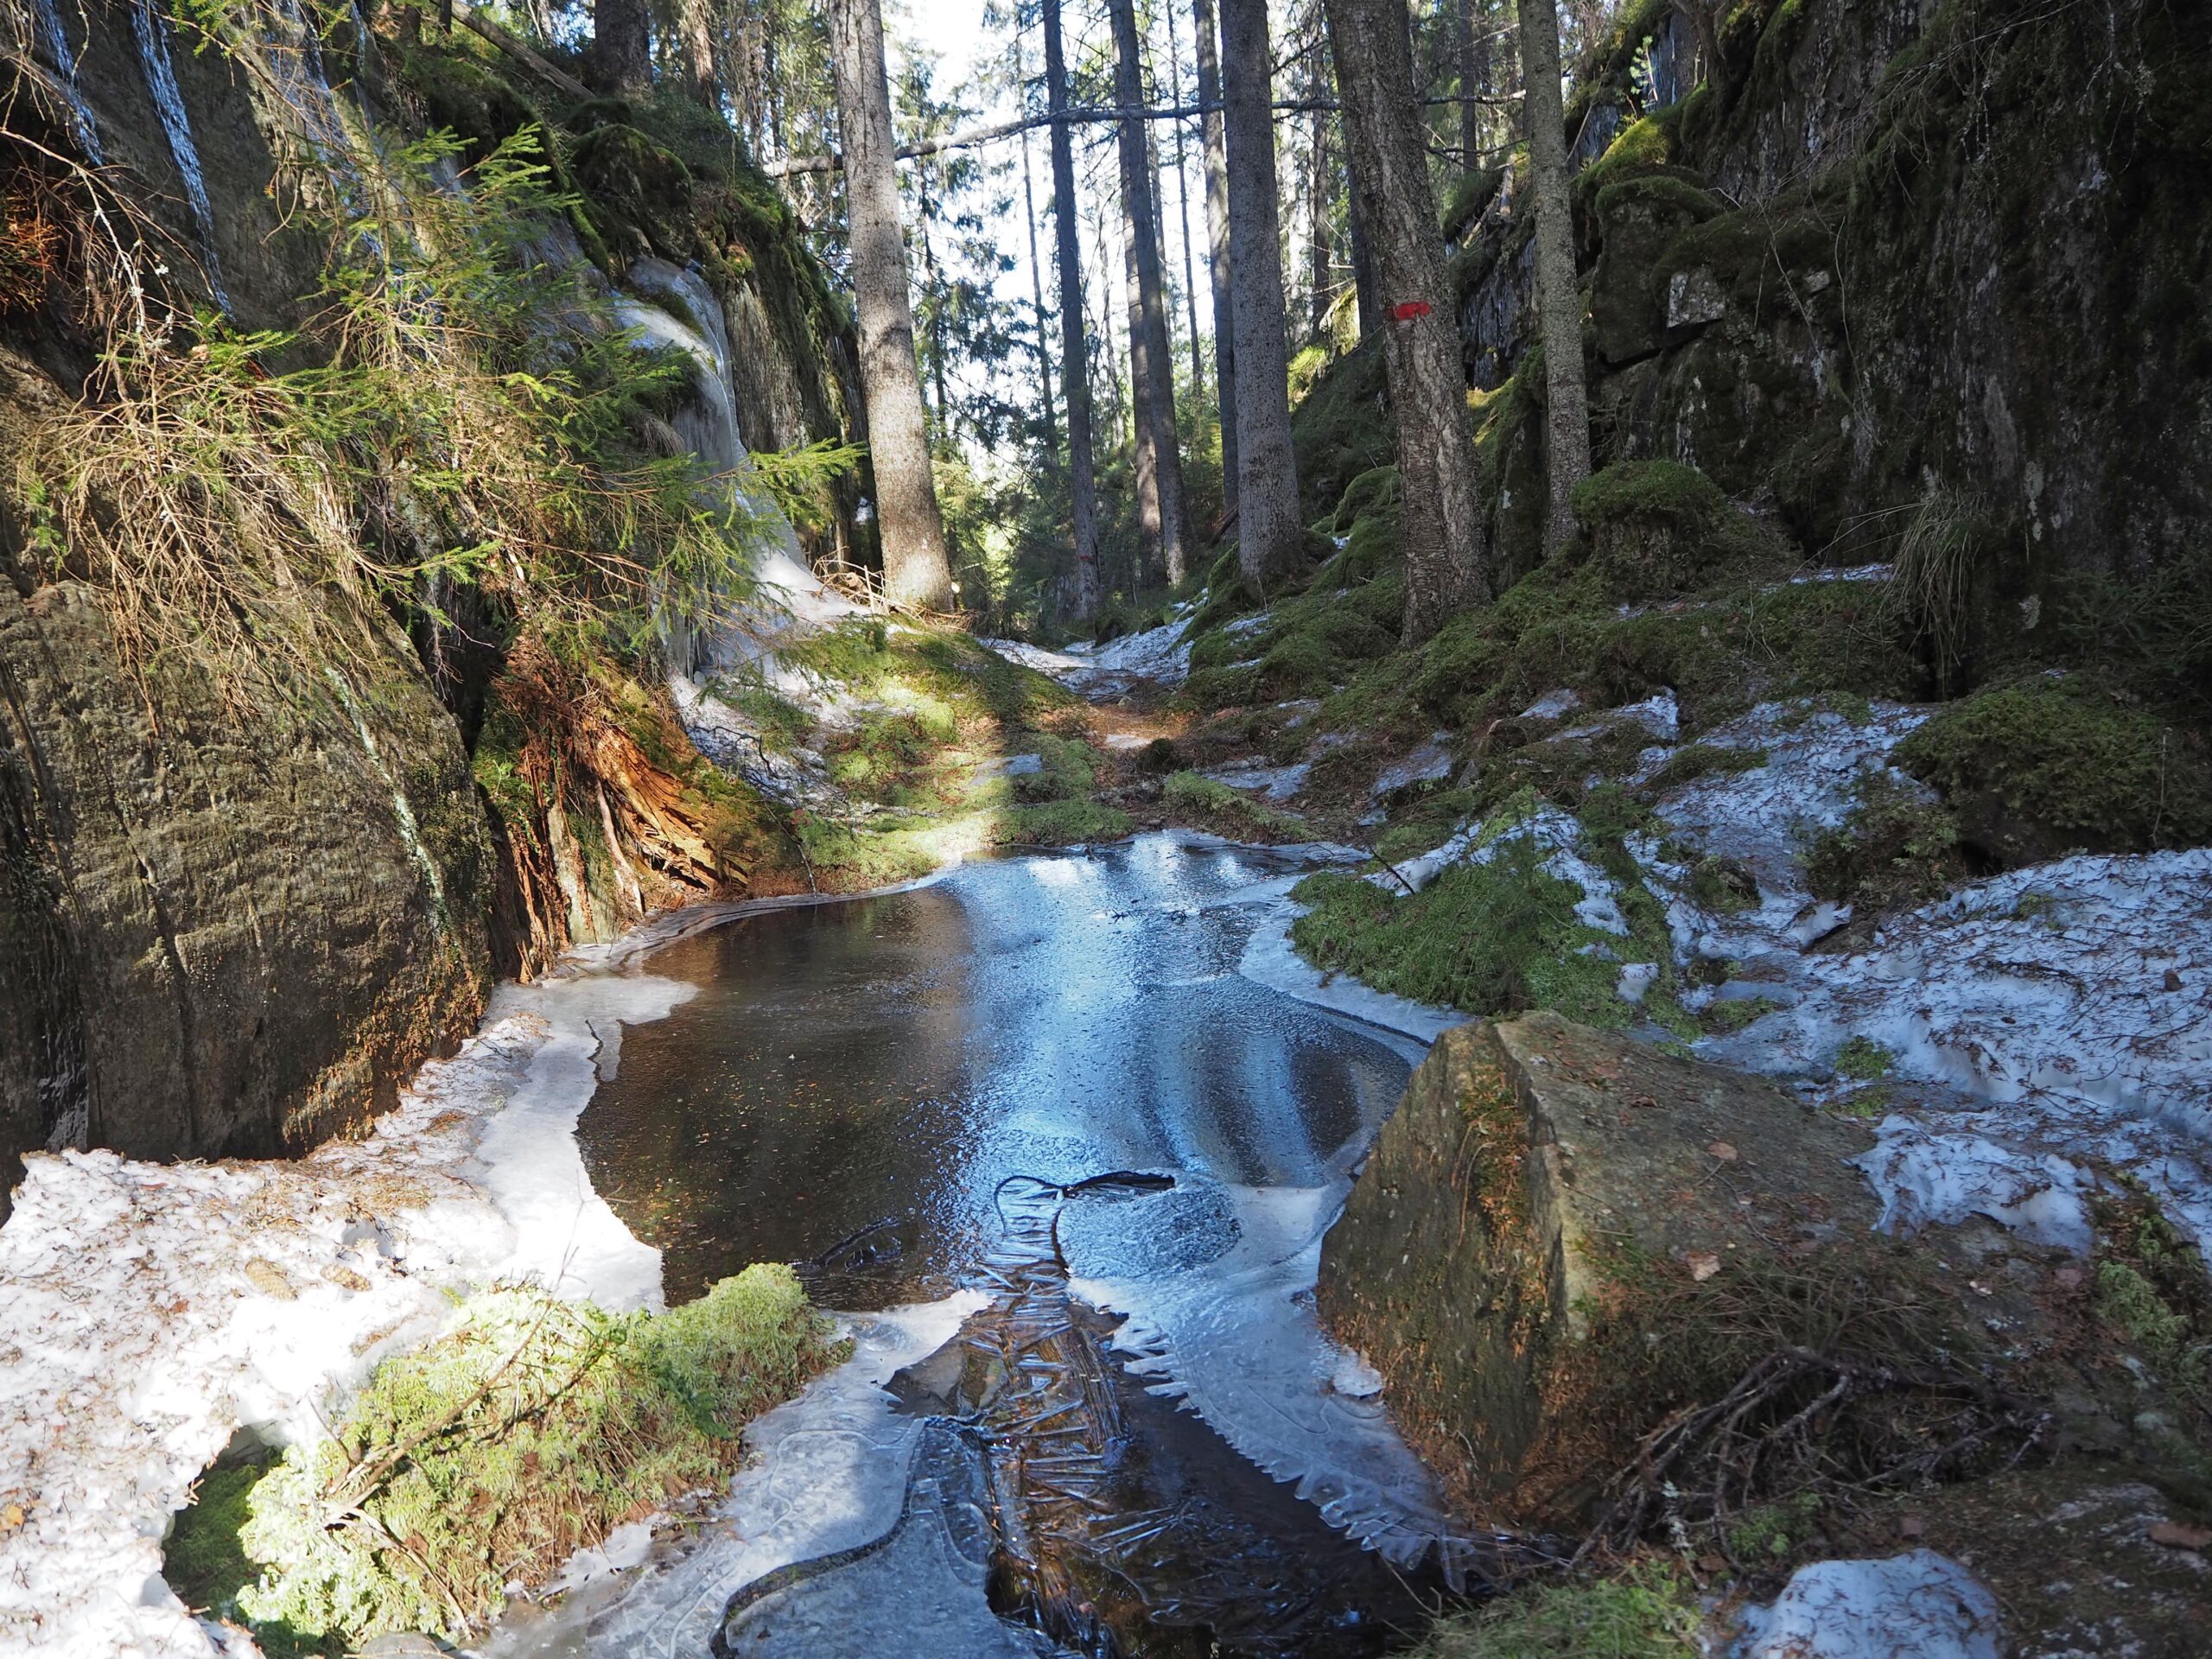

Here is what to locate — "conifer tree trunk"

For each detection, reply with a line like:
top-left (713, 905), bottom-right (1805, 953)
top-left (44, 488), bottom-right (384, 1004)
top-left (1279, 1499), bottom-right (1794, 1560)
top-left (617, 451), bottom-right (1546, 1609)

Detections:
top-left (672, 0), bottom-right (720, 107)
top-left (1217, 0), bottom-right (1301, 585)
top-left (1110, 0), bottom-right (1192, 587)
top-left (1455, 0), bottom-right (1484, 166)
top-left (1306, 35), bottom-right (1333, 339)
top-left (1165, 13), bottom-right (1205, 405)
top-left (1192, 0), bottom-right (1238, 519)
top-left (828, 0), bottom-right (957, 611)
top-left (1016, 31), bottom-right (1058, 452)
top-left (1044, 0), bottom-right (1102, 618)
top-left (1516, 0), bottom-right (1591, 551)
top-left (594, 0), bottom-right (652, 96)
top-left (1324, 0), bottom-right (1489, 639)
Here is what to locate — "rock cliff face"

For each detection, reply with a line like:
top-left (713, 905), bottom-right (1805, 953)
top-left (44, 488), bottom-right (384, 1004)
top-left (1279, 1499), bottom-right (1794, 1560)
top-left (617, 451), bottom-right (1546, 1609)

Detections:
top-left (1460, 0), bottom-right (2210, 613)
top-left (0, 2), bottom-right (852, 1211)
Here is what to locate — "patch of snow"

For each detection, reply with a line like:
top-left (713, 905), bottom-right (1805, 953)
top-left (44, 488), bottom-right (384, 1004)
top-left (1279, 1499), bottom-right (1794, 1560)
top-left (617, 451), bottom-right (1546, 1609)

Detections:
top-left (1025, 611), bottom-right (1196, 695)
top-left (1102, 732), bottom-right (1152, 751)
top-left (1519, 688), bottom-right (1581, 721)
top-left (0, 958), bottom-right (698, 1656)
top-left (1654, 699), bottom-right (1930, 891)
top-left (1370, 734), bottom-right (1455, 799)
top-left (1617, 963), bottom-right (1660, 1004)
top-left (1732, 1550), bottom-right (2003, 1659)
top-left (1385, 807), bottom-right (1628, 936)
top-left (1202, 760), bottom-right (1311, 802)
top-left (974, 636), bottom-right (1085, 674)
top-left (1851, 1130), bottom-right (2096, 1254)
top-left (1783, 562), bottom-right (1896, 587)
top-left (981, 752), bottom-right (1045, 779)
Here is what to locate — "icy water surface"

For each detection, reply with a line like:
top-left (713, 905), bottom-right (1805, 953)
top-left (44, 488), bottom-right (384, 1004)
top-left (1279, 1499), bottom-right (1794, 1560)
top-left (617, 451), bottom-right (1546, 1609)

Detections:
top-left (580, 836), bottom-right (1411, 1306)
top-left (563, 835), bottom-right (1465, 1656)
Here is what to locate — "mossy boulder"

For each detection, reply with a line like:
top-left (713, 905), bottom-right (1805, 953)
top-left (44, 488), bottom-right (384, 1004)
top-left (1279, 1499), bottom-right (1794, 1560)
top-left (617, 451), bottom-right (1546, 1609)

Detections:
top-left (1894, 677), bottom-right (2212, 866)
top-left (1317, 1014), bottom-right (1896, 1518)
top-left (1568, 460), bottom-right (1768, 602)
top-left (1590, 171), bottom-right (1726, 365)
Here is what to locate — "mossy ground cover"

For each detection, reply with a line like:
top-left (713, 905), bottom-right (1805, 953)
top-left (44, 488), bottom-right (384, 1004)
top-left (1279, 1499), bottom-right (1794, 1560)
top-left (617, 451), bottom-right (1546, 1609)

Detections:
top-left (1159, 771), bottom-right (1307, 842)
top-left (1894, 675), bottom-right (2212, 866)
top-left (165, 1268), bottom-right (841, 1649)
top-left (1407, 1563), bottom-right (1701, 1658)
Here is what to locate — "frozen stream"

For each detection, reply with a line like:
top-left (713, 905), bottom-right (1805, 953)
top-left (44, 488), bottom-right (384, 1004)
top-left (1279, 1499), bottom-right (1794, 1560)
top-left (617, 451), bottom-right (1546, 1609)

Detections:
top-left (488, 833), bottom-right (1486, 1657)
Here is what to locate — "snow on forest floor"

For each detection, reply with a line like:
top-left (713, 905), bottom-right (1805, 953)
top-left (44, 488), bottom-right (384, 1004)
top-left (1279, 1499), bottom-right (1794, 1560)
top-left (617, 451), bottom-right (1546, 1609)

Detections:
top-left (1404, 692), bottom-right (2212, 1259)
top-left (0, 966), bottom-right (705, 1657)
top-left (981, 607), bottom-right (1195, 698)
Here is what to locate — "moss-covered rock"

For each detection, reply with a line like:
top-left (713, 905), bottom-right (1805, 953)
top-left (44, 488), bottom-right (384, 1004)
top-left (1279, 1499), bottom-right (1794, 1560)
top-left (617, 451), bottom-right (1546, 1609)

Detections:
top-left (1568, 460), bottom-right (1769, 601)
top-left (1894, 677), bottom-right (2212, 866)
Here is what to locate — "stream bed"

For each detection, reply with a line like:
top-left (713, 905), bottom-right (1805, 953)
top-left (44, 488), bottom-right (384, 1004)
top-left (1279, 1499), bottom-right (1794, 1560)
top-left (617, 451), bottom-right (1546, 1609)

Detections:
top-left (505, 834), bottom-right (1480, 1656)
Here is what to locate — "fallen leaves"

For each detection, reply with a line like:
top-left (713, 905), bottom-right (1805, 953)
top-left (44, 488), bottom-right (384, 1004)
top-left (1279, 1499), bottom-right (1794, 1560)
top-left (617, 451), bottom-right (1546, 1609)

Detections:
top-left (1686, 1250), bottom-right (1722, 1282)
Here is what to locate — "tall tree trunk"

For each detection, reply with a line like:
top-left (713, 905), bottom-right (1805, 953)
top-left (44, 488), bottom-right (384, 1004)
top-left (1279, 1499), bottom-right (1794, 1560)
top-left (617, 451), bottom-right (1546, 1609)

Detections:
top-left (1306, 35), bottom-right (1333, 339)
top-left (594, 0), bottom-right (652, 96)
top-left (1192, 0), bottom-right (1237, 521)
top-left (1345, 175), bottom-right (1380, 338)
top-left (1324, 0), bottom-right (1489, 639)
top-left (1217, 0), bottom-right (1301, 586)
top-left (1016, 31), bottom-right (1058, 452)
top-left (671, 0), bottom-right (719, 107)
top-left (1516, 0), bottom-right (1590, 551)
top-left (1166, 10), bottom-right (1205, 406)
top-left (828, 0), bottom-right (957, 611)
top-left (1044, 0), bottom-right (1102, 618)
top-left (1109, 0), bottom-right (1192, 587)
top-left (1455, 0), bottom-right (1484, 166)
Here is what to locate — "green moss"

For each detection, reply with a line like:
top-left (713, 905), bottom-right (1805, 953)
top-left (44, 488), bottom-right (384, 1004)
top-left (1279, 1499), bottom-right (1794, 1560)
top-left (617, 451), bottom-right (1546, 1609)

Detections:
top-left (219, 1268), bottom-right (840, 1646)
top-left (1834, 1035), bottom-right (1895, 1081)
top-left (989, 798), bottom-right (1132, 846)
top-left (1290, 339), bottom-right (1393, 519)
top-left (1290, 812), bottom-right (1626, 1023)
top-left (1406, 1562), bottom-right (1700, 1658)
top-left (1441, 167), bottom-right (1504, 238)
top-left (1700, 994), bottom-right (1780, 1034)
top-left (1332, 466), bottom-right (1402, 535)
top-left (1803, 772), bottom-right (1962, 913)
top-left (1568, 461), bottom-right (1770, 603)
top-left (1894, 677), bottom-right (2212, 865)
top-left (1161, 771), bottom-right (1306, 841)
top-left (1726, 1490), bottom-right (1825, 1565)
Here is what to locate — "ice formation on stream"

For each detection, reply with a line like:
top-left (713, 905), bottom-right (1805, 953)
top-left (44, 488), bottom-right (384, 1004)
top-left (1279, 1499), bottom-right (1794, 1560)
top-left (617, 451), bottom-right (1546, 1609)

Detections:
top-left (985, 607), bottom-right (1196, 698)
top-left (0, 969), bottom-right (696, 1657)
top-left (1068, 1180), bottom-right (1490, 1584)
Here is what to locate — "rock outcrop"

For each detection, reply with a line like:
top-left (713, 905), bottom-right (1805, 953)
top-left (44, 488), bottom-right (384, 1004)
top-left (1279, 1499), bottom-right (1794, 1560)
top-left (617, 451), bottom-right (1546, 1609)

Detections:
top-left (0, 2), bottom-right (855, 1210)
top-left (1457, 0), bottom-right (2212, 611)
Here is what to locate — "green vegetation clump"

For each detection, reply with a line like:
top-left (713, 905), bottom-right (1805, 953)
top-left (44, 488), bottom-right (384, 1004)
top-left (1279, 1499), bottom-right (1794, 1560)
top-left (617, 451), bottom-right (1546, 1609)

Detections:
top-left (1291, 822), bottom-right (1624, 1022)
top-left (1161, 771), bottom-right (1306, 841)
top-left (174, 1268), bottom-right (841, 1648)
top-left (1406, 1563), bottom-right (1700, 1658)
top-left (1894, 677), bottom-right (2212, 866)
top-left (1802, 771), bottom-right (1963, 913)
top-left (1568, 461), bottom-right (1770, 604)
top-left (1643, 742), bottom-right (1768, 793)
top-left (1289, 339), bottom-right (1393, 518)
top-left (1834, 1035), bottom-right (1895, 1081)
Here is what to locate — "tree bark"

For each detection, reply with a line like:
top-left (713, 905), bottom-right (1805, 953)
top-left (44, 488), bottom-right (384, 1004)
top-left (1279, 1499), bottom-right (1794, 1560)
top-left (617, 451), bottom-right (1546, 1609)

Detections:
top-left (1110, 0), bottom-right (1192, 587)
top-left (1044, 0), bottom-right (1102, 619)
top-left (1306, 35), bottom-right (1333, 339)
top-left (1016, 29), bottom-right (1058, 453)
top-left (1192, 0), bottom-right (1237, 521)
top-left (827, 0), bottom-right (957, 611)
top-left (592, 0), bottom-right (652, 97)
top-left (1165, 10), bottom-right (1205, 406)
top-left (1218, 0), bottom-right (1301, 586)
top-left (1516, 0), bottom-right (1591, 552)
top-left (671, 0), bottom-right (720, 108)
top-left (1455, 0), bottom-right (1484, 167)
top-left (1324, 0), bottom-right (1489, 639)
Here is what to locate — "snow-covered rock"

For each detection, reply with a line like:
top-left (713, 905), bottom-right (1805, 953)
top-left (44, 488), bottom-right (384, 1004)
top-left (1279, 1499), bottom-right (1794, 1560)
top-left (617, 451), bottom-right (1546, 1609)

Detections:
top-left (1732, 1550), bottom-right (2004, 1659)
